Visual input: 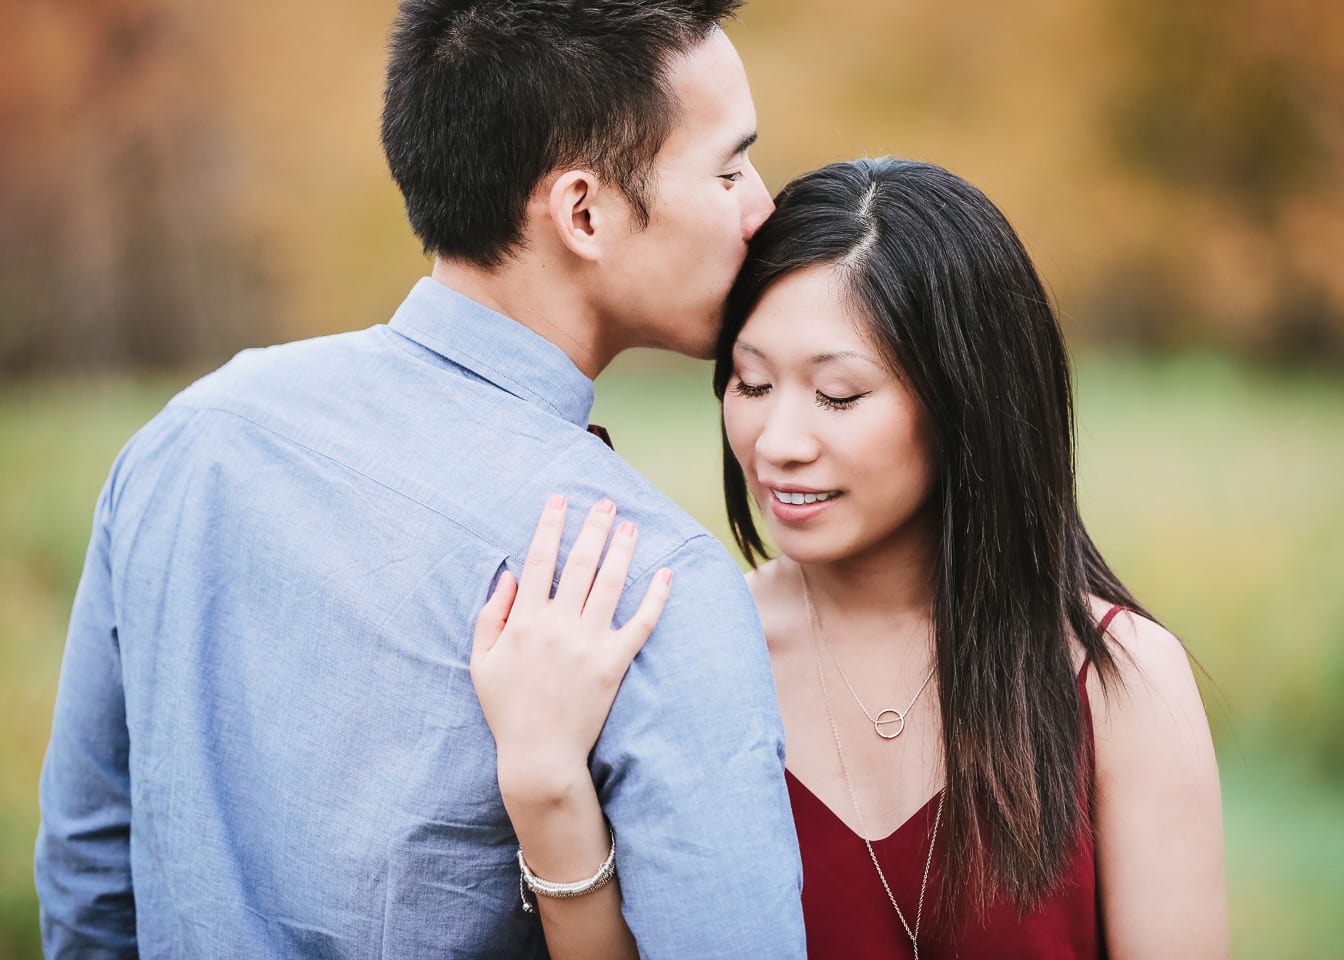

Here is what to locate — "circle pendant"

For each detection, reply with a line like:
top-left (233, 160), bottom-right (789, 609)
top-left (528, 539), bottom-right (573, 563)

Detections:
top-left (874, 708), bottom-right (906, 739)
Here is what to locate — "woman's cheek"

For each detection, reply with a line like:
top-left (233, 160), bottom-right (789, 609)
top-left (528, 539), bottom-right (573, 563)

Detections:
top-left (722, 399), bottom-right (754, 470)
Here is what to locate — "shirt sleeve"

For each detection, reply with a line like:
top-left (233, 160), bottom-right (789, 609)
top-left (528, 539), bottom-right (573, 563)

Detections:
top-left (35, 471), bottom-right (139, 958)
top-left (591, 534), bottom-right (806, 959)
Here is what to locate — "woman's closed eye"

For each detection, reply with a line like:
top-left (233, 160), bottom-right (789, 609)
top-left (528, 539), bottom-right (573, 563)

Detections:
top-left (815, 390), bottom-right (869, 411)
top-left (730, 379), bottom-right (770, 398)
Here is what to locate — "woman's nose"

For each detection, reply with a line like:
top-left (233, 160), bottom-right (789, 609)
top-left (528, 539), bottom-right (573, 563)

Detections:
top-left (754, 403), bottom-right (819, 467)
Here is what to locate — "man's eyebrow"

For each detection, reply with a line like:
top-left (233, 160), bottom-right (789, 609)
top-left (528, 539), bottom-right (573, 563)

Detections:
top-left (721, 132), bottom-right (758, 165)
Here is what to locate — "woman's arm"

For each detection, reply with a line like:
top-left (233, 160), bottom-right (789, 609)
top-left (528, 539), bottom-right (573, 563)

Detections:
top-left (1090, 610), bottom-right (1229, 958)
top-left (471, 495), bottom-right (670, 960)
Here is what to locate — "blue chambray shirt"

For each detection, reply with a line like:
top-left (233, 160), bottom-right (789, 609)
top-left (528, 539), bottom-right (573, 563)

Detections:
top-left (36, 278), bottom-right (806, 959)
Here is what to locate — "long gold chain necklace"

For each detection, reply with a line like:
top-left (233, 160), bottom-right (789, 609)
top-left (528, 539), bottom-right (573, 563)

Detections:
top-left (802, 572), bottom-right (943, 959)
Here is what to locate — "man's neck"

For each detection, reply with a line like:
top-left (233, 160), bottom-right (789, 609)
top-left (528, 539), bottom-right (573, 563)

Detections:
top-left (431, 257), bottom-right (615, 379)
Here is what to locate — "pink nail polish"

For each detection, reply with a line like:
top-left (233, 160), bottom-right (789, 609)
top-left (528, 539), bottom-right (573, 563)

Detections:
top-left (597, 498), bottom-right (615, 514)
top-left (548, 494), bottom-right (566, 509)
top-left (660, 569), bottom-right (673, 585)
top-left (620, 521), bottom-right (636, 537)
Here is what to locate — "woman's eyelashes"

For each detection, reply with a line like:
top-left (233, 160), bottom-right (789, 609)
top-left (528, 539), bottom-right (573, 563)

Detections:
top-left (730, 377), bottom-right (869, 411)
top-left (815, 390), bottom-right (868, 410)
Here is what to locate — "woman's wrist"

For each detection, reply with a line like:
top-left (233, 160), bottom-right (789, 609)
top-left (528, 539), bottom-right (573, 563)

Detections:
top-left (496, 751), bottom-right (595, 812)
top-left (497, 752), bottom-right (612, 888)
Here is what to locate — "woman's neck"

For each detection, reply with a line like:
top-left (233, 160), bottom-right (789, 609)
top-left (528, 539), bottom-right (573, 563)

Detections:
top-left (787, 523), bottom-right (938, 656)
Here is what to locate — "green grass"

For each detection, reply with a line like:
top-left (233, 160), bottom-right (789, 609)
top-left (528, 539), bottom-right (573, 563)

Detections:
top-left (0, 375), bottom-right (190, 959)
top-left (2, 352), bottom-right (1341, 957)
top-left (1222, 751), bottom-right (1344, 959)
top-left (1073, 354), bottom-right (1344, 773)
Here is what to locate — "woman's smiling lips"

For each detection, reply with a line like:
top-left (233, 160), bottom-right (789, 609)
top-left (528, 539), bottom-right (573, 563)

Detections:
top-left (763, 485), bottom-right (844, 523)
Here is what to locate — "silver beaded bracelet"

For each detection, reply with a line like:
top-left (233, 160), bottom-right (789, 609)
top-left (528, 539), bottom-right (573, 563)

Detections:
top-left (517, 827), bottom-right (617, 914)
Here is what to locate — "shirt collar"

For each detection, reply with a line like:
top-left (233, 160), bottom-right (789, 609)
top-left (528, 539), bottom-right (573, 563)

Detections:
top-left (388, 277), bottom-right (596, 429)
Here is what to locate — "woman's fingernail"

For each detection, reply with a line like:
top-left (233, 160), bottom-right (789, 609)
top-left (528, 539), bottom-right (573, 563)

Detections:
top-left (596, 498), bottom-right (615, 514)
top-left (660, 568), bottom-right (673, 585)
top-left (620, 521), bottom-right (636, 537)
top-left (548, 494), bottom-right (566, 509)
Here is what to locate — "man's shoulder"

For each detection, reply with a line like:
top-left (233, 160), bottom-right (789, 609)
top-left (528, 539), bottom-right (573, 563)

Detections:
top-left (120, 326), bottom-right (732, 584)
top-left (171, 327), bottom-right (389, 416)
top-left (503, 437), bottom-right (733, 584)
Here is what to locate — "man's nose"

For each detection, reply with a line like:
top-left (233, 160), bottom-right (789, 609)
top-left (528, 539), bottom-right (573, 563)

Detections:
top-left (742, 166), bottom-right (775, 241)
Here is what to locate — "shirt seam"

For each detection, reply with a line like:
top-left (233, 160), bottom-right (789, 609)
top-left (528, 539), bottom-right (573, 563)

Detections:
top-left (627, 532), bottom-right (723, 587)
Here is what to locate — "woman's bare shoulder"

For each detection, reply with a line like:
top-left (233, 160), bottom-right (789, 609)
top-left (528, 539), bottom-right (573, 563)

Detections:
top-left (1084, 597), bottom-right (1199, 717)
top-left (1083, 597), bottom-right (1214, 802)
top-left (1083, 602), bottom-right (1227, 954)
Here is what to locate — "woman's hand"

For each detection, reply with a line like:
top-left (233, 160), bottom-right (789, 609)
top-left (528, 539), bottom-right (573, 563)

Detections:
top-left (471, 495), bottom-right (672, 802)
top-left (470, 494), bottom-right (659, 957)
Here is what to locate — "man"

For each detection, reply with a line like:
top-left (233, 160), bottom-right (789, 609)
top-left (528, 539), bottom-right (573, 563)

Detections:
top-left (35, 0), bottom-right (807, 956)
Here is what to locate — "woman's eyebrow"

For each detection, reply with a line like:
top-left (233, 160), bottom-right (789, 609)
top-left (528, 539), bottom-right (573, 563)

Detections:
top-left (735, 341), bottom-right (882, 368)
top-left (808, 349), bottom-right (882, 367)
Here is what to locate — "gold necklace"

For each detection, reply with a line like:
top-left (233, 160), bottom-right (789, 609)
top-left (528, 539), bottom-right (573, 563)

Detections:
top-left (802, 576), bottom-right (937, 740)
top-left (802, 571), bottom-right (943, 959)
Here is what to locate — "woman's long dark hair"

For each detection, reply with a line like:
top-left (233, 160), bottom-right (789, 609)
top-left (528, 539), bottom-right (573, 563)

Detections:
top-left (713, 158), bottom-right (1152, 912)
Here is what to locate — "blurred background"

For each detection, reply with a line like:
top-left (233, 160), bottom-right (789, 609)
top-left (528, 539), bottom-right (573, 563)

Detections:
top-left (1, 0), bottom-right (1341, 956)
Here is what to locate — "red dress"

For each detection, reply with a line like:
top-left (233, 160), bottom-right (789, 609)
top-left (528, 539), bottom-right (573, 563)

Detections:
top-left (786, 608), bottom-right (1124, 959)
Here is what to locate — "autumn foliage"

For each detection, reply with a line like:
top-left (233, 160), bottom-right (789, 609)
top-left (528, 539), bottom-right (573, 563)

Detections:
top-left (2, 0), bottom-right (1341, 373)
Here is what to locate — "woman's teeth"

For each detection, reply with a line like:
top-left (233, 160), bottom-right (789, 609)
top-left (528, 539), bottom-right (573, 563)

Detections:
top-left (771, 490), bottom-right (840, 505)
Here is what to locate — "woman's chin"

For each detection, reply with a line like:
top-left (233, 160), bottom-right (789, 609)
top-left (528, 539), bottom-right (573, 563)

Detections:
top-left (766, 528), bottom-right (852, 568)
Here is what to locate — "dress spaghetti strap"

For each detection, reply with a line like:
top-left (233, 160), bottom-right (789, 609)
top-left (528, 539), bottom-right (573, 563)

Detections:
top-left (1096, 604), bottom-right (1130, 638)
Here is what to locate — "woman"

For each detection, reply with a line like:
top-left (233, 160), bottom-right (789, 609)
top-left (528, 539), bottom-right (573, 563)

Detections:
top-left (470, 158), bottom-right (1227, 958)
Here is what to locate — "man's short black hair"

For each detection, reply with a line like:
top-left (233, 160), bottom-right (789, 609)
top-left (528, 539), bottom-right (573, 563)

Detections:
top-left (382, 0), bottom-right (745, 267)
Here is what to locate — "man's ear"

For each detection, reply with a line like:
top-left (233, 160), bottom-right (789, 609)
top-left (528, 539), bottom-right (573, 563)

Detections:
top-left (546, 169), bottom-right (616, 262)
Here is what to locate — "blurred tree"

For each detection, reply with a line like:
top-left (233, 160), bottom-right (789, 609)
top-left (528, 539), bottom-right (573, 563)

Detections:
top-left (1099, 0), bottom-right (1344, 359)
top-left (2, 0), bottom-right (1340, 370)
top-left (0, 0), bottom-right (271, 375)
